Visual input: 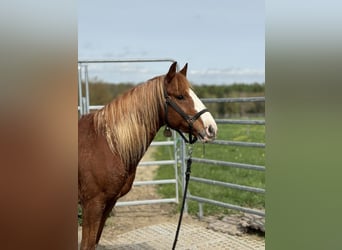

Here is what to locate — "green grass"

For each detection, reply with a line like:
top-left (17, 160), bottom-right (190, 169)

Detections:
top-left (153, 121), bottom-right (265, 216)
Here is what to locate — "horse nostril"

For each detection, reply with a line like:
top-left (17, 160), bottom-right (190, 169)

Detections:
top-left (208, 125), bottom-right (215, 136)
top-left (208, 125), bottom-right (213, 133)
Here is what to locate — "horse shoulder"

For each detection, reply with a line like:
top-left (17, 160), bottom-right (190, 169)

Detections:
top-left (78, 114), bottom-right (129, 201)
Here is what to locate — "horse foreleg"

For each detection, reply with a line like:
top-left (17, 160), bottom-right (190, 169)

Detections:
top-left (95, 200), bottom-right (116, 244)
top-left (95, 173), bottom-right (136, 244)
top-left (80, 197), bottom-right (106, 250)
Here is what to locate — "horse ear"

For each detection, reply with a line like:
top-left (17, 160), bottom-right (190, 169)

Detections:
top-left (165, 61), bottom-right (177, 83)
top-left (180, 63), bottom-right (188, 76)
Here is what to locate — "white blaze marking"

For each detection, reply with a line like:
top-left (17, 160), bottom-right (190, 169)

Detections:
top-left (189, 89), bottom-right (217, 133)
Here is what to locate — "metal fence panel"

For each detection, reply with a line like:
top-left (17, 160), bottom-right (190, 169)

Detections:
top-left (190, 176), bottom-right (265, 194)
top-left (182, 97), bottom-right (265, 217)
top-left (188, 195), bottom-right (265, 217)
top-left (192, 158), bottom-right (265, 171)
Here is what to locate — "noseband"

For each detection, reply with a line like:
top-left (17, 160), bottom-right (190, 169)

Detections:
top-left (164, 87), bottom-right (209, 144)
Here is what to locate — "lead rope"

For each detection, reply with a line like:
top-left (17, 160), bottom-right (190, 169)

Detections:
top-left (163, 88), bottom-right (207, 248)
top-left (172, 143), bottom-right (193, 250)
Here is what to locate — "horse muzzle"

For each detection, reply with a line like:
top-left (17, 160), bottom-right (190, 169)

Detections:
top-left (197, 124), bottom-right (217, 143)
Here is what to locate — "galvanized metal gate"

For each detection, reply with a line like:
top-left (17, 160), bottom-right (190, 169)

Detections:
top-left (180, 97), bottom-right (265, 217)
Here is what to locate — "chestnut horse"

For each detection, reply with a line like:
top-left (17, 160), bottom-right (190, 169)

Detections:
top-left (78, 62), bottom-right (217, 250)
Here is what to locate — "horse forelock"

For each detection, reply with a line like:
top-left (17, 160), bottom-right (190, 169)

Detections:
top-left (93, 76), bottom-right (165, 168)
top-left (171, 73), bottom-right (192, 94)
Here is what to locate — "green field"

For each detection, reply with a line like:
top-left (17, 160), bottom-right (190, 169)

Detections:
top-left (153, 121), bottom-right (265, 216)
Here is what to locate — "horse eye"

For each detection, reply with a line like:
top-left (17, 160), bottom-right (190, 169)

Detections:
top-left (176, 95), bottom-right (184, 100)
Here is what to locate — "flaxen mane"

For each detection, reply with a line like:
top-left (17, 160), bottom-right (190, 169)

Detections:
top-left (93, 75), bottom-right (166, 168)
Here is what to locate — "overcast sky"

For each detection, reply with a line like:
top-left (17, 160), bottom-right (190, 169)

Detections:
top-left (78, 0), bottom-right (264, 85)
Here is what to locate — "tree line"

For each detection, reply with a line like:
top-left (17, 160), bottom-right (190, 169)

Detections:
top-left (81, 80), bottom-right (265, 118)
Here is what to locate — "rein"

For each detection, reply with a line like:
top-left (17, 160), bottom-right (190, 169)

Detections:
top-left (163, 87), bottom-right (207, 249)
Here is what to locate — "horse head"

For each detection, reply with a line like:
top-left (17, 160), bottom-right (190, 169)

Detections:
top-left (164, 62), bottom-right (217, 143)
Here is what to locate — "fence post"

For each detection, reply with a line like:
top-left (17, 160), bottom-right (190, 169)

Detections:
top-left (173, 132), bottom-right (179, 204)
top-left (78, 65), bottom-right (83, 116)
top-left (84, 64), bottom-right (90, 114)
top-left (180, 138), bottom-right (188, 214)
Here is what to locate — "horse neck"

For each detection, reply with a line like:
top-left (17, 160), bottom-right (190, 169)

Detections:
top-left (126, 78), bottom-right (165, 144)
top-left (95, 77), bottom-right (166, 169)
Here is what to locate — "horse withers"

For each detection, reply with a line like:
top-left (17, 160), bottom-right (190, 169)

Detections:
top-left (78, 62), bottom-right (217, 250)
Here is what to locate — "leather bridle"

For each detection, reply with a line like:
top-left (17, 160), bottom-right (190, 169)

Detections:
top-left (163, 87), bottom-right (209, 144)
